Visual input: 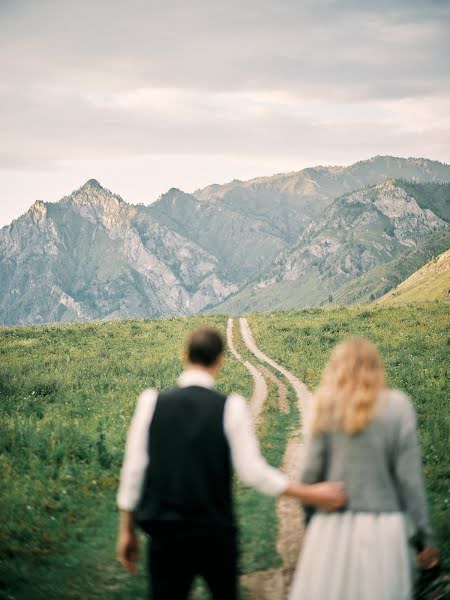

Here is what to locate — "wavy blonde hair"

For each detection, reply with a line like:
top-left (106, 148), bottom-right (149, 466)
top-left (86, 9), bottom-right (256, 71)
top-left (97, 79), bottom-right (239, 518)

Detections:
top-left (311, 337), bottom-right (385, 435)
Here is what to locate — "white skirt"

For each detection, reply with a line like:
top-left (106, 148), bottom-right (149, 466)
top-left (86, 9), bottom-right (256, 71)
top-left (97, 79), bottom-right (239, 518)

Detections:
top-left (288, 512), bottom-right (412, 600)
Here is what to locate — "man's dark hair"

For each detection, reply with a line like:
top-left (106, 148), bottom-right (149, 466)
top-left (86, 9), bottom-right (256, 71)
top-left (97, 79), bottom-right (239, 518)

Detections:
top-left (187, 327), bottom-right (224, 367)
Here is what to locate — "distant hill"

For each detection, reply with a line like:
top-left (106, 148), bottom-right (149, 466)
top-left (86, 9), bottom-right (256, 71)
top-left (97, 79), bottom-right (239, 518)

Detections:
top-left (213, 179), bottom-right (450, 314)
top-left (2, 156), bottom-right (450, 325)
top-left (378, 248), bottom-right (450, 304)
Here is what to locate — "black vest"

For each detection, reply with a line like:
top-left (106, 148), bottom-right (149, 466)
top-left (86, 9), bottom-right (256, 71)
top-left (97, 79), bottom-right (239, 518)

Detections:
top-left (136, 386), bottom-right (235, 534)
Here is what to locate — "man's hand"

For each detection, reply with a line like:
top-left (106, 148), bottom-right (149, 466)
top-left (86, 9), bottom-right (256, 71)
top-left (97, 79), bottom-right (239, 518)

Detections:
top-left (117, 529), bottom-right (140, 574)
top-left (304, 482), bottom-right (347, 511)
top-left (306, 482), bottom-right (347, 511)
top-left (117, 510), bottom-right (139, 574)
top-left (417, 547), bottom-right (439, 570)
top-left (284, 481), bottom-right (347, 511)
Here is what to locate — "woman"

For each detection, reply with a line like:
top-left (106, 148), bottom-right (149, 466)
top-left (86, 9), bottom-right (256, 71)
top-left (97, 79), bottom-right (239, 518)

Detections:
top-left (289, 337), bottom-right (439, 600)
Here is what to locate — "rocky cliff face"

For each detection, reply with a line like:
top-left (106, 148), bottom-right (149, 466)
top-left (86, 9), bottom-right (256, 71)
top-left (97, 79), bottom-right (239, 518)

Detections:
top-left (279, 180), bottom-right (446, 281)
top-left (214, 179), bottom-right (450, 314)
top-left (150, 156), bottom-right (450, 285)
top-left (0, 181), bottom-right (235, 325)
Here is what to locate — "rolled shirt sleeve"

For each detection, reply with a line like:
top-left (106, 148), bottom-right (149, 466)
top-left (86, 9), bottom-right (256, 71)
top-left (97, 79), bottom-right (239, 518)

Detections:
top-left (116, 389), bottom-right (157, 512)
top-left (224, 393), bottom-right (289, 496)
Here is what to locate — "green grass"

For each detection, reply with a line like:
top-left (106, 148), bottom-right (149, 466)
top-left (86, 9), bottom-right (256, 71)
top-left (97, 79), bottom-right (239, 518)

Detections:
top-left (1, 303), bottom-right (448, 598)
top-left (0, 316), bottom-right (259, 599)
top-left (248, 302), bottom-right (450, 569)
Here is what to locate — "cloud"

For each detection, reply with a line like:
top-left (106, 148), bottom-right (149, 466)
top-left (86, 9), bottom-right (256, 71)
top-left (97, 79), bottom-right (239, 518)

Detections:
top-left (1, 0), bottom-right (449, 97)
top-left (0, 0), bottom-right (449, 221)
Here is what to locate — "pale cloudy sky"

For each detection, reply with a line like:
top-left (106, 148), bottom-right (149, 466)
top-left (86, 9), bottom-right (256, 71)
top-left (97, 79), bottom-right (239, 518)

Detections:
top-left (1, 0), bottom-right (449, 226)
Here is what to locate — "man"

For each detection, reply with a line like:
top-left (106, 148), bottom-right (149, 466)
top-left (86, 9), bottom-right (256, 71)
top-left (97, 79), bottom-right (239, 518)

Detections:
top-left (117, 327), bottom-right (345, 600)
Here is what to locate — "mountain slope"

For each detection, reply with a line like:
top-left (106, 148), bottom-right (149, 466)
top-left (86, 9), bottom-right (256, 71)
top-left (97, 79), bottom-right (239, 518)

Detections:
top-left (0, 181), bottom-right (235, 325)
top-left (212, 179), bottom-right (449, 314)
top-left (378, 248), bottom-right (450, 303)
top-left (150, 156), bottom-right (450, 284)
top-left (148, 188), bottom-right (290, 285)
top-left (333, 229), bottom-right (450, 304)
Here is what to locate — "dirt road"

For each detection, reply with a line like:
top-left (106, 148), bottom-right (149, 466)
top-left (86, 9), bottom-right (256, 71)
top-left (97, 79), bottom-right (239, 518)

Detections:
top-left (226, 318), bottom-right (267, 422)
top-left (227, 317), bottom-right (312, 599)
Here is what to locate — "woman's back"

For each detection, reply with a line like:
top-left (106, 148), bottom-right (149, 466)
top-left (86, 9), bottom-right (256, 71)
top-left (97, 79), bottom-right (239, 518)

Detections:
top-left (290, 337), bottom-right (437, 600)
top-left (301, 388), bottom-right (432, 545)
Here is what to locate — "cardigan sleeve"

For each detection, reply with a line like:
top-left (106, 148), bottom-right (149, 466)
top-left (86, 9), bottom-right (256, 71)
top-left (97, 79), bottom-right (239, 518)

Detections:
top-left (393, 392), bottom-right (433, 546)
top-left (300, 432), bottom-right (328, 484)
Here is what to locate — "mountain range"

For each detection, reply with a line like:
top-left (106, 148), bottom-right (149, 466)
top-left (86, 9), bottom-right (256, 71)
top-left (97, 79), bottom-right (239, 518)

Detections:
top-left (1, 156), bottom-right (449, 325)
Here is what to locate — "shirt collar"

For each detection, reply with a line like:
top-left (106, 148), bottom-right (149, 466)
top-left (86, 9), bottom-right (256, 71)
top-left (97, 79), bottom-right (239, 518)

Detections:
top-left (177, 368), bottom-right (215, 389)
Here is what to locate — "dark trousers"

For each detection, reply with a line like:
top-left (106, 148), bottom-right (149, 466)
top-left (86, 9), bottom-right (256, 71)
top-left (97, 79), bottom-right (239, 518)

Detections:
top-left (148, 528), bottom-right (238, 600)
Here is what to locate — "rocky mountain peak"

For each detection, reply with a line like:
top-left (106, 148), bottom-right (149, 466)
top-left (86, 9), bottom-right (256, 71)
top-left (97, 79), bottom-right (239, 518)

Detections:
top-left (80, 178), bottom-right (104, 192)
top-left (68, 179), bottom-right (127, 208)
top-left (156, 188), bottom-right (197, 211)
top-left (164, 187), bottom-right (185, 198)
top-left (64, 180), bottom-right (131, 230)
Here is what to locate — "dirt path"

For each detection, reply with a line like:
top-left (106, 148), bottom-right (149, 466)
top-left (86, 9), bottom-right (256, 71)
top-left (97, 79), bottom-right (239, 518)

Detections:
top-left (227, 318), bottom-right (312, 599)
top-left (239, 317), bottom-right (312, 430)
top-left (226, 318), bottom-right (267, 422)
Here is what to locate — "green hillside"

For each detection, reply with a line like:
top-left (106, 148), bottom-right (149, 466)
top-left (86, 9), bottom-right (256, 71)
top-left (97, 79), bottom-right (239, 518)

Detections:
top-left (1, 304), bottom-right (449, 598)
top-left (333, 229), bottom-right (450, 305)
top-left (379, 248), bottom-right (450, 303)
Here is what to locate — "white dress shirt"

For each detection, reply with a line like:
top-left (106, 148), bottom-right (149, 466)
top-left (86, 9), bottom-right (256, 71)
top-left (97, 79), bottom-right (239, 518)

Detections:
top-left (117, 368), bottom-right (289, 511)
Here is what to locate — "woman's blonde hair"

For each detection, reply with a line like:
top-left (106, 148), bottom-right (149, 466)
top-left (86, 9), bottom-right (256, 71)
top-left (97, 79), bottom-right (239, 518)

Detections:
top-left (311, 337), bottom-right (385, 435)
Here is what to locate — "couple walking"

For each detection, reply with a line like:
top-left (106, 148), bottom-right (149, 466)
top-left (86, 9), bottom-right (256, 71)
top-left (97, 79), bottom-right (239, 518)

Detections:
top-left (116, 326), bottom-right (438, 599)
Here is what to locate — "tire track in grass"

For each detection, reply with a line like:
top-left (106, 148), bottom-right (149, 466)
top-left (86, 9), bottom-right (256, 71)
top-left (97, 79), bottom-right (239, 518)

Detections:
top-left (238, 317), bottom-right (313, 599)
top-left (226, 318), bottom-right (267, 422)
top-left (255, 364), bottom-right (289, 415)
top-left (239, 317), bottom-right (312, 428)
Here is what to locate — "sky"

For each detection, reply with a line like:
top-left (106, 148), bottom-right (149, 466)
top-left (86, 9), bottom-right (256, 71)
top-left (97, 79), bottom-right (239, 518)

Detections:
top-left (1, 0), bottom-right (449, 226)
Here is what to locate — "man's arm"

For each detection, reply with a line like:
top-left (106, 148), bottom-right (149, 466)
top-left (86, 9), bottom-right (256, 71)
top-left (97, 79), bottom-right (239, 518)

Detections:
top-left (283, 481), bottom-right (346, 511)
top-left (224, 394), bottom-right (346, 510)
top-left (116, 389), bottom-right (157, 573)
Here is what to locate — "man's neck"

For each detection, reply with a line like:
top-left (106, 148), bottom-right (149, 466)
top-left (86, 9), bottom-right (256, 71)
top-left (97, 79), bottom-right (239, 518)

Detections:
top-left (185, 363), bottom-right (217, 379)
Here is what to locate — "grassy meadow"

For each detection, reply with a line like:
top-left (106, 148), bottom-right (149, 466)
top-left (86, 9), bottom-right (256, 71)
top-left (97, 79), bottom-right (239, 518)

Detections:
top-left (1, 302), bottom-right (449, 598)
top-left (0, 316), bottom-right (253, 599)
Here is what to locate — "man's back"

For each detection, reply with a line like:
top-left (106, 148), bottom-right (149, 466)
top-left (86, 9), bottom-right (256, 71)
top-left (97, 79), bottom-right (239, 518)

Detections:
top-left (136, 385), bottom-right (234, 532)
